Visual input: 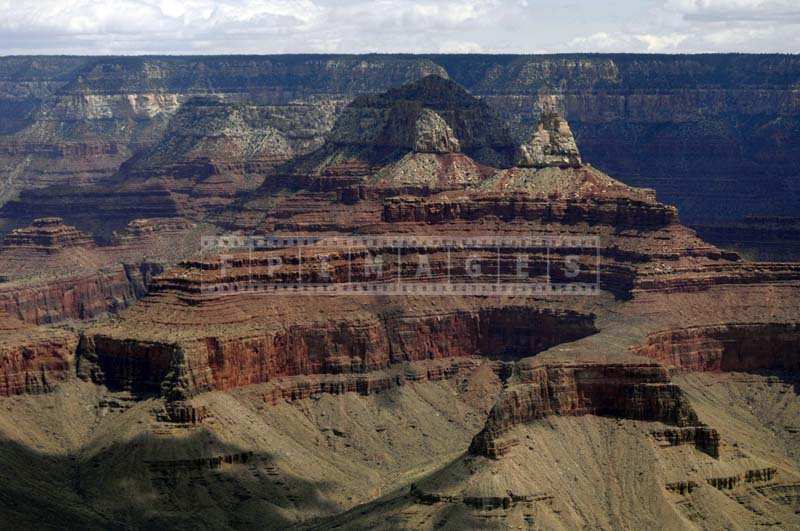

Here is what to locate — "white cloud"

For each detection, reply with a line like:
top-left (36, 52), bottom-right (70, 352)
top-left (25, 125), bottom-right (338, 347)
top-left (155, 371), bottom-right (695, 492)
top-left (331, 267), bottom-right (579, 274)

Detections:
top-left (664, 0), bottom-right (800, 22)
top-left (635, 32), bottom-right (689, 51)
top-left (564, 0), bottom-right (800, 53)
top-left (703, 26), bottom-right (772, 45)
top-left (567, 32), bottom-right (633, 51)
top-left (0, 0), bottom-right (798, 54)
top-left (438, 40), bottom-right (485, 53)
top-left (567, 31), bottom-right (689, 53)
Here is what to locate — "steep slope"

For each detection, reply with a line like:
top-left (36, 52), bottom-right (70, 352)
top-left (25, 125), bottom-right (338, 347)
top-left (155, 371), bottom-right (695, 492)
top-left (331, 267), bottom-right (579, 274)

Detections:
top-left (0, 216), bottom-right (210, 324)
top-left (0, 55), bottom-right (446, 207)
top-left (0, 73), bottom-right (798, 530)
top-left (3, 97), bottom-right (299, 233)
top-left (2, 54), bottom-right (799, 233)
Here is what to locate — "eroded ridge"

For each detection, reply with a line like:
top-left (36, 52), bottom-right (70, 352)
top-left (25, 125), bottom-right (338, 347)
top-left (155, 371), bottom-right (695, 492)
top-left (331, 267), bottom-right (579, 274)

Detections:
top-left (469, 362), bottom-right (720, 459)
top-left (0, 73), bottom-right (799, 529)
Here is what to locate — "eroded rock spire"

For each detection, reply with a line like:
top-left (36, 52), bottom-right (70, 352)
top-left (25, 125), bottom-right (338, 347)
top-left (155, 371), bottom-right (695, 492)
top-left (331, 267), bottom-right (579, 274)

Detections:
top-left (516, 111), bottom-right (582, 168)
top-left (412, 108), bottom-right (461, 154)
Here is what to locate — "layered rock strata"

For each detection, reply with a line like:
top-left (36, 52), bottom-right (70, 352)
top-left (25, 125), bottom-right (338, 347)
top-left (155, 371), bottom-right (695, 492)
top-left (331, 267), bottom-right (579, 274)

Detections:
top-left (0, 55), bottom-right (445, 206)
top-left (0, 309), bottom-right (79, 396)
top-left (0, 215), bottom-right (199, 325)
top-left (0, 68), bottom-right (799, 528)
top-left (4, 54), bottom-right (799, 227)
top-left (515, 111), bottom-right (581, 168)
top-left (111, 218), bottom-right (196, 247)
top-left (631, 323), bottom-right (800, 372)
top-left (2, 97), bottom-right (302, 228)
top-left (468, 362), bottom-right (720, 459)
top-left (0, 217), bottom-right (94, 253)
top-left (78, 303), bottom-right (597, 397)
top-left (77, 77), bottom-right (800, 410)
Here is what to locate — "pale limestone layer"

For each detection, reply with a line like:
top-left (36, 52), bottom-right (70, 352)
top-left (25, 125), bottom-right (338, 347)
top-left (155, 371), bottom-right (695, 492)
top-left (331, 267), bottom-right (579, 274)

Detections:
top-left (412, 109), bottom-right (460, 154)
top-left (516, 112), bottom-right (582, 168)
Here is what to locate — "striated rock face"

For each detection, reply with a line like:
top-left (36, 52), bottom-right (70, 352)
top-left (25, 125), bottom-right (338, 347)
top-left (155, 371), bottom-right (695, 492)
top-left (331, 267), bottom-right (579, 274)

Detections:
top-left (284, 75), bottom-right (514, 187)
top-left (2, 54), bottom-right (799, 228)
top-left (631, 323), bottom-right (800, 372)
top-left (0, 309), bottom-right (79, 396)
top-left (383, 168), bottom-right (677, 230)
top-left (111, 218), bottom-right (196, 246)
top-left (0, 215), bottom-right (178, 325)
top-left (256, 357), bottom-right (483, 405)
top-left (2, 97), bottom-right (300, 227)
top-left (468, 362), bottom-right (719, 459)
top-left (1, 64), bottom-right (800, 530)
top-left (435, 54), bottom-right (800, 223)
top-left (515, 111), bottom-right (581, 168)
top-left (694, 216), bottom-right (800, 261)
top-left (105, 96), bottom-right (296, 217)
top-left (221, 76), bottom-right (513, 230)
top-left (0, 266), bottom-right (152, 325)
top-left (0, 55), bottom-right (445, 206)
top-left (1, 217), bottom-right (94, 253)
top-left (79, 305), bottom-right (597, 397)
top-left (412, 108), bottom-right (460, 154)
top-left (332, 75), bottom-right (512, 161)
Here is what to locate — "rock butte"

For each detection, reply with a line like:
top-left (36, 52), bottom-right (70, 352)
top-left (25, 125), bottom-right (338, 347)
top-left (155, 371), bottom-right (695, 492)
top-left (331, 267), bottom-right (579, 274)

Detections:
top-left (0, 75), bottom-right (798, 529)
top-left (2, 54), bottom-right (800, 250)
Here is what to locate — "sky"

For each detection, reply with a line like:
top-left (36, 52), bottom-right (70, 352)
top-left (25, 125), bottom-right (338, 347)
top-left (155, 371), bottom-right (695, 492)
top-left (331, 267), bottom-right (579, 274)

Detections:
top-left (0, 0), bottom-right (798, 55)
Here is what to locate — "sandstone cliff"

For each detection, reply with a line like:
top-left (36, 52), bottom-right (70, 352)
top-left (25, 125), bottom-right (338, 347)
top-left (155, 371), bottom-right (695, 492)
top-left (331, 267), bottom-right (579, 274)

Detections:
top-left (2, 54), bottom-right (798, 230)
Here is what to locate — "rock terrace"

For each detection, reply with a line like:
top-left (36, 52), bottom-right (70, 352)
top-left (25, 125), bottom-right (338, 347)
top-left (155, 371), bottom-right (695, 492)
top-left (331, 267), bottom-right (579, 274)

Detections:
top-left (0, 71), bottom-right (798, 530)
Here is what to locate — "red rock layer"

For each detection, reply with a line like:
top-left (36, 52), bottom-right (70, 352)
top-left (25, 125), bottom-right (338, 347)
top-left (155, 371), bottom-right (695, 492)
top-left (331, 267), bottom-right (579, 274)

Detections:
top-left (631, 262), bottom-right (800, 294)
top-left (0, 310), bottom-right (79, 397)
top-left (0, 266), bottom-right (153, 325)
top-left (469, 362), bottom-right (720, 459)
top-left (383, 191), bottom-right (676, 229)
top-left (79, 304), bottom-right (596, 397)
top-left (0, 213), bottom-right (194, 327)
top-left (0, 217), bottom-right (94, 253)
top-left (631, 323), bottom-right (800, 372)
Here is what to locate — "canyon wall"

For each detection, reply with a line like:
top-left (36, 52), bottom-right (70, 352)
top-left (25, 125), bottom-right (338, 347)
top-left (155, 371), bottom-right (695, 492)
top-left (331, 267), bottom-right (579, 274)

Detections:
top-left (0, 262), bottom-right (161, 325)
top-left (0, 309), bottom-right (79, 397)
top-left (1, 54), bottom-right (798, 228)
top-left (631, 323), bottom-right (800, 372)
top-left (468, 362), bottom-right (721, 459)
top-left (79, 306), bottom-right (596, 397)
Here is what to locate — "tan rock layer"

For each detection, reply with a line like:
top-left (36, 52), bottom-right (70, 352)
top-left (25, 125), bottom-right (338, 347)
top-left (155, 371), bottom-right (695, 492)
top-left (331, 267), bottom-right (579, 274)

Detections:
top-left (469, 363), bottom-right (720, 459)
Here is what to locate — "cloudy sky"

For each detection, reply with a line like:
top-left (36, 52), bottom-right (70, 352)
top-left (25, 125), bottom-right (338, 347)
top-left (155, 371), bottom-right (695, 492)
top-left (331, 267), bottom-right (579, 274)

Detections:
top-left (1, 0), bottom-right (798, 55)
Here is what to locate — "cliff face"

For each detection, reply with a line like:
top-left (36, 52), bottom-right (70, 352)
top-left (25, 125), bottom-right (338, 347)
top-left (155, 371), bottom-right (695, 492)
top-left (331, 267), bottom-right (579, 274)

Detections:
top-left (0, 268), bottom-right (148, 325)
top-left (0, 56), bottom-right (445, 207)
top-left (434, 54), bottom-right (800, 224)
top-left (468, 363), bottom-right (720, 459)
top-left (2, 55), bottom-right (798, 229)
top-left (0, 309), bottom-right (78, 396)
top-left (0, 216), bottom-right (193, 325)
top-left (0, 63), bottom-right (799, 530)
top-left (79, 305), bottom-right (597, 397)
top-left (631, 323), bottom-right (800, 372)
